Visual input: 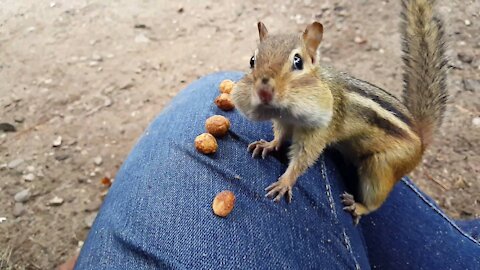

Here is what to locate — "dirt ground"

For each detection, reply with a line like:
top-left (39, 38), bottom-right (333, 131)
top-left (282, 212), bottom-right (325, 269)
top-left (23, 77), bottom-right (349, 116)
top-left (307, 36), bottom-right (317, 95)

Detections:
top-left (0, 0), bottom-right (479, 268)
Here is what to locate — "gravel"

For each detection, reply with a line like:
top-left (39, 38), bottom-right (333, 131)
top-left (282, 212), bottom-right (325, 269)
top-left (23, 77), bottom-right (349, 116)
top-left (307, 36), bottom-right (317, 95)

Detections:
top-left (14, 189), bottom-right (31, 203)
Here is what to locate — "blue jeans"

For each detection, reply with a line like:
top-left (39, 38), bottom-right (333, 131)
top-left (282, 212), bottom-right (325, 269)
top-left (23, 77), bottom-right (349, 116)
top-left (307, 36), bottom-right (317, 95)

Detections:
top-left (75, 72), bottom-right (480, 269)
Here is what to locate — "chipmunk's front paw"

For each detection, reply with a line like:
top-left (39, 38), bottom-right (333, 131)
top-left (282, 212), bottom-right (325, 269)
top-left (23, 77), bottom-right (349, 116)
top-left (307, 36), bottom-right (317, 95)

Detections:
top-left (341, 192), bottom-right (361, 225)
top-left (248, 139), bottom-right (279, 159)
top-left (265, 177), bottom-right (294, 203)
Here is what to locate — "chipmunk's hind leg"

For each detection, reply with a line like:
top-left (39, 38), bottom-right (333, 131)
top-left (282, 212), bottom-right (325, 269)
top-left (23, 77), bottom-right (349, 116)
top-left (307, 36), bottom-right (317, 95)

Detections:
top-left (341, 192), bottom-right (369, 225)
top-left (341, 151), bottom-right (400, 225)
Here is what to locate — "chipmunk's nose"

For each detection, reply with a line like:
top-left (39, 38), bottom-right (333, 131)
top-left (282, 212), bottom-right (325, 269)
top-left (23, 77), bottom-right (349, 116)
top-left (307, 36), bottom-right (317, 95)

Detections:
top-left (257, 85), bottom-right (273, 104)
top-left (261, 77), bottom-right (269, 84)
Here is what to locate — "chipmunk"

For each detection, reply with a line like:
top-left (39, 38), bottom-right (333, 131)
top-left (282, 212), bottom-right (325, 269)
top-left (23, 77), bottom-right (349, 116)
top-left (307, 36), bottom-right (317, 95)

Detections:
top-left (231, 0), bottom-right (448, 224)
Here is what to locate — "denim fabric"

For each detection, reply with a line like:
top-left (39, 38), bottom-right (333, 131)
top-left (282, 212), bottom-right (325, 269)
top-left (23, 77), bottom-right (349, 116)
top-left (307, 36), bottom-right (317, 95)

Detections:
top-left (362, 178), bottom-right (480, 269)
top-left (75, 72), bottom-right (480, 270)
top-left (456, 220), bottom-right (480, 242)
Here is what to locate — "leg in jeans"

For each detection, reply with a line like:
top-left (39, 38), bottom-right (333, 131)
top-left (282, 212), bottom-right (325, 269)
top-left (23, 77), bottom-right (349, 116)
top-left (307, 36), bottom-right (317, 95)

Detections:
top-left (75, 72), bottom-right (480, 269)
top-left (361, 178), bottom-right (480, 269)
top-left (75, 72), bottom-right (369, 269)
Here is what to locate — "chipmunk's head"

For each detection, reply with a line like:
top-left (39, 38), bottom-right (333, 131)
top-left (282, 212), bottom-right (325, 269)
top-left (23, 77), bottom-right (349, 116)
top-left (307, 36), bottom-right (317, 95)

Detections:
top-left (232, 21), bottom-right (333, 126)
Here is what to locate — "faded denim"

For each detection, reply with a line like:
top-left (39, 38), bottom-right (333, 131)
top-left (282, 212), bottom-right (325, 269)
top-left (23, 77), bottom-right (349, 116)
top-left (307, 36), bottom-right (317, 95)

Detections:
top-left (76, 72), bottom-right (480, 270)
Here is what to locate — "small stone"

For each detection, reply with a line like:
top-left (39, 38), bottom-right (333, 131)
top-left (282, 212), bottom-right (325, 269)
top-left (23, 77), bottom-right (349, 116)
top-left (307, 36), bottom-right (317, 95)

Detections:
top-left (453, 177), bottom-right (469, 189)
top-left (27, 166), bottom-right (35, 172)
top-left (23, 173), bottom-right (35, 181)
top-left (93, 156), bottom-right (103, 166)
top-left (472, 117), bottom-right (480, 127)
top-left (451, 61), bottom-right (464, 70)
top-left (0, 123), bottom-right (16, 132)
top-left (135, 33), bottom-right (150, 43)
top-left (12, 96), bottom-right (22, 102)
top-left (8, 158), bottom-right (24, 169)
top-left (367, 42), bottom-right (380, 51)
top-left (85, 199), bottom-right (102, 212)
top-left (13, 203), bottom-right (26, 217)
top-left (320, 3), bottom-right (330, 10)
top-left (50, 2), bottom-right (56, 8)
top-left (69, 56), bottom-right (79, 63)
top-left (134, 23), bottom-right (148, 29)
top-left (464, 19), bottom-right (471, 26)
top-left (120, 81), bottom-right (134, 90)
top-left (84, 212), bottom-right (97, 228)
top-left (66, 194), bottom-right (76, 203)
top-left (14, 116), bottom-right (25, 123)
top-left (458, 52), bottom-right (473, 64)
top-left (92, 54), bottom-right (103, 61)
top-left (354, 36), bottom-right (367, 44)
top-left (100, 189), bottom-right (108, 200)
top-left (48, 196), bottom-right (64, 206)
top-left (294, 14), bottom-right (305, 25)
top-left (88, 61), bottom-right (99, 67)
top-left (52, 136), bottom-right (62, 147)
top-left (14, 189), bottom-right (31, 203)
top-left (463, 79), bottom-right (479, 92)
top-left (55, 153), bottom-right (70, 161)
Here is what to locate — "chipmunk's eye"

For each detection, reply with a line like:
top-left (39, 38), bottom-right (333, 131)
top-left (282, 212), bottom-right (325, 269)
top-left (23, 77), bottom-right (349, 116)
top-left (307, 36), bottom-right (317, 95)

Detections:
top-left (292, 54), bottom-right (303, 70)
top-left (250, 55), bottom-right (255, 69)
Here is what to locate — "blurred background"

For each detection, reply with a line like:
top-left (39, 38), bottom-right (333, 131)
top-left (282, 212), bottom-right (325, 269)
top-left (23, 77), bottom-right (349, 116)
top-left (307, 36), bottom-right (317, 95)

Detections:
top-left (1, 0), bottom-right (479, 268)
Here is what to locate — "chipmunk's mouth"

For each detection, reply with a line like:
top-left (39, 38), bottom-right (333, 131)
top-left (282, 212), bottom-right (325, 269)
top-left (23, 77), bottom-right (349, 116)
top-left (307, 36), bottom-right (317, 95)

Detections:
top-left (246, 94), bottom-right (286, 121)
top-left (256, 86), bottom-right (274, 105)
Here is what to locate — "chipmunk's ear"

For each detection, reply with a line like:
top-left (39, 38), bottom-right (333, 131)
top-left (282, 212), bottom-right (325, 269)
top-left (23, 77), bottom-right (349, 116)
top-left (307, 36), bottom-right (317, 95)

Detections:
top-left (257, 22), bottom-right (269, 42)
top-left (303, 22), bottom-right (323, 63)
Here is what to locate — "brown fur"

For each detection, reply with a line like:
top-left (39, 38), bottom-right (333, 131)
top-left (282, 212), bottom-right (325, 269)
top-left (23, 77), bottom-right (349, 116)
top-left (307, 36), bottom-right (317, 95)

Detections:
top-left (231, 0), bottom-right (447, 222)
top-left (354, 105), bottom-right (409, 139)
top-left (401, 0), bottom-right (448, 151)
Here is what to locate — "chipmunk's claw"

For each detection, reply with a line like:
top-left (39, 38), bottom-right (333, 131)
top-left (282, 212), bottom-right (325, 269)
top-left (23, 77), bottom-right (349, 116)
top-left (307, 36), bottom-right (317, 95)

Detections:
top-left (265, 180), bottom-right (293, 203)
top-left (341, 192), bottom-right (361, 225)
top-left (248, 139), bottom-right (278, 159)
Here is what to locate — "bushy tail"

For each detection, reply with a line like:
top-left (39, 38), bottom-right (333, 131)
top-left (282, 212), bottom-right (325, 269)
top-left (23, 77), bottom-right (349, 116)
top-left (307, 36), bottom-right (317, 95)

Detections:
top-left (401, 0), bottom-right (448, 151)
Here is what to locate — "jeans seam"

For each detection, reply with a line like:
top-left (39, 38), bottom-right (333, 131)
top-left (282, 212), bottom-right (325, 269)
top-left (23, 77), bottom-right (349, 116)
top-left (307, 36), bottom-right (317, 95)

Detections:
top-left (322, 158), bottom-right (338, 219)
top-left (401, 177), bottom-right (480, 246)
top-left (320, 156), bottom-right (361, 270)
